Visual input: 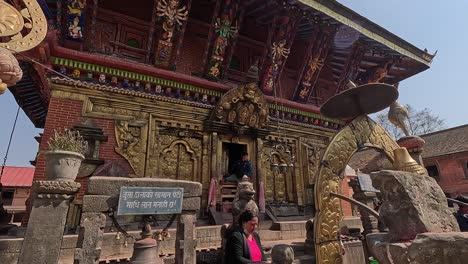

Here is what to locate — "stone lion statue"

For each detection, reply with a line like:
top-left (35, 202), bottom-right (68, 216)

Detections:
top-left (231, 176), bottom-right (259, 227)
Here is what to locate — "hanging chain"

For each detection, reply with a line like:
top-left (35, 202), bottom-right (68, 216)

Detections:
top-left (1, 105), bottom-right (20, 177)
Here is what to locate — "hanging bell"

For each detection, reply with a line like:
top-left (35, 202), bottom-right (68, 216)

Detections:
top-left (129, 224), bottom-right (163, 264)
top-left (156, 232), bottom-right (163, 241)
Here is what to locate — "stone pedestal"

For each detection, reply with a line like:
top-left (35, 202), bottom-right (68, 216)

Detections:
top-left (74, 212), bottom-right (106, 264)
top-left (18, 181), bottom-right (80, 264)
top-left (397, 136), bottom-right (425, 166)
top-left (175, 211), bottom-right (197, 264)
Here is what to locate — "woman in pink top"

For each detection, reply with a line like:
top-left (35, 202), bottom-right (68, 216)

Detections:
top-left (225, 210), bottom-right (267, 263)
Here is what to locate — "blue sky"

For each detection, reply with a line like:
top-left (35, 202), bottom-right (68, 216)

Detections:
top-left (1, 0), bottom-right (467, 167)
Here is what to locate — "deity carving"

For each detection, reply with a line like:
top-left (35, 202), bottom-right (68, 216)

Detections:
top-left (115, 120), bottom-right (145, 176)
top-left (272, 40), bottom-right (290, 62)
top-left (207, 15), bottom-right (237, 79)
top-left (357, 59), bottom-right (394, 84)
top-left (155, 0), bottom-right (189, 66)
top-left (66, 0), bottom-right (86, 41)
top-left (156, 0), bottom-right (188, 42)
top-left (214, 16), bottom-right (237, 57)
top-left (299, 56), bottom-right (324, 99)
top-left (262, 39), bottom-right (290, 93)
top-left (211, 81), bottom-right (269, 129)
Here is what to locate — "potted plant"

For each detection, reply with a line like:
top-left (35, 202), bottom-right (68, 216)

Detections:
top-left (44, 129), bottom-right (88, 182)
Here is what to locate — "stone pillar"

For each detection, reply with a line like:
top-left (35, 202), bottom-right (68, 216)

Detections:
top-left (175, 211), bottom-right (197, 264)
top-left (348, 178), bottom-right (379, 235)
top-left (397, 136), bottom-right (426, 167)
top-left (18, 181), bottom-right (80, 264)
top-left (74, 212), bottom-right (106, 264)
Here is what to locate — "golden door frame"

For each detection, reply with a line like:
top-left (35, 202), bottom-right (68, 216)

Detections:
top-left (314, 116), bottom-right (400, 264)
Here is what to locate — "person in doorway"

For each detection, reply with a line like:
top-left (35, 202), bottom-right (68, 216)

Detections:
top-left (225, 152), bottom-right (252, 183)
top-left (455, 196), bottom-right (468, 232)
top-left (224, 210), bottom-right (266, 264)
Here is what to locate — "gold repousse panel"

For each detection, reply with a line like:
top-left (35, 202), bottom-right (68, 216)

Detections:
top-left (314, 116), bottom-right (399, 264)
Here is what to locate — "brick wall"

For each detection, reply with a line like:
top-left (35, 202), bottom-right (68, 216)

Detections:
top-left (340, 175), bottom-right (355, 217)
top-left (23, 97), bottom-right (133, 225)
top-left (426, 154), bottom-right (468, 196)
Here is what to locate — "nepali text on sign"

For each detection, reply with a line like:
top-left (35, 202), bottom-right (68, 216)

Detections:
top-left (117, 187), bottom-right (184, 215)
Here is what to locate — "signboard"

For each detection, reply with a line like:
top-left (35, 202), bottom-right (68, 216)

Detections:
top-left (117, 187), bottom-right (184, 215)
top-left (357, 174), bottom-right (380, 193)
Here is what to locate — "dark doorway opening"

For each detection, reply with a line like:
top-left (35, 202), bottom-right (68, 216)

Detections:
top-left (223, 143), bottom-right (247, 176)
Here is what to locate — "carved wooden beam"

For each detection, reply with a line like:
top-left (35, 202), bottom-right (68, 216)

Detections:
top-left (335, 41), bottom-right (366, 93)
top-left (201, 0), bottom-right (245, 81)
top-left (154, 0), bottom-right (193, 70)
top-left (259, 9), bottom-right (302, 95)
top-left (292, 23), bottom-right (334, 103)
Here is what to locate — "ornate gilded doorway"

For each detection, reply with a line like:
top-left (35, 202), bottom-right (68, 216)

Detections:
top-left (314, 116), bottom-right (400, 264)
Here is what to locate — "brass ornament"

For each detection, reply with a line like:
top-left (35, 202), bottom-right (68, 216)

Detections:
top-left (115, 120), bottom-right (148, 176)
top-left (0, 0), bottom-right (48, 52)
top-left (0, 2), bottom-right (24, 37)
top-left (211, 81), bottom-right (269, 129)
top-left (392, 147), bottom-right (427, 175)
top-left (314, 116), bottom-right (399, 264)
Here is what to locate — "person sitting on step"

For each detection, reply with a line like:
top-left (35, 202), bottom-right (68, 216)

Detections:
top-left (224, 152), bottom-right (252, 183)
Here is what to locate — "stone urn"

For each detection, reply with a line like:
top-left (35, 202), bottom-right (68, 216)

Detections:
top-left (45, 150), bottom-right (85, 182)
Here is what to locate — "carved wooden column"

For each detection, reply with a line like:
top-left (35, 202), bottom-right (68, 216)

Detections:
top-left (259, 8), bottom-right (301, 95)
top-left (146, 0), bottom-right (159, 63)
top-left (56, 0), bottom-right (63, 42)
top-left (292, 24), bottom-right (335, 103)
top-left (336, 41), bottom-right (365, 92)
top-left (202, 0), bottom-right (244, 80)
top-left (154, 0), bottom-right (193, 70)
top-left (87, 0), bottom-right (99, 52)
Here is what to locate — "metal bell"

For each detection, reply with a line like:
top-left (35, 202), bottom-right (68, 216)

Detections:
top-left (156, 232), bottom-right (163, 241)
top-left (393, 147), bottom-right (426, 175)
top-left (129, 224), bottom-right (163, 264)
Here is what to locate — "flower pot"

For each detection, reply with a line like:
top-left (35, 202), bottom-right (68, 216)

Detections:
top-left (44, 150), bottom-right (85, 182)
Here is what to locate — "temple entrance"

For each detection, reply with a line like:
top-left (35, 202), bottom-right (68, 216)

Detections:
top-left (222, 142), bottom-right (248, 178)
top-left (314, 116), bottom-right (400, 264)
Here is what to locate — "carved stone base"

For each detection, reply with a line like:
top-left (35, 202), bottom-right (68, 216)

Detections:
top-left (32, 180), bottom-right (81, 194)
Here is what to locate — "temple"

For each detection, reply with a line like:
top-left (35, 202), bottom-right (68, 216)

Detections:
top-left (11, 0), bottom-right (434, 227)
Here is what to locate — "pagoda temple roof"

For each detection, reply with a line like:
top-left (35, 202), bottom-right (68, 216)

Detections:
top-left (297, 0), bottom-right (434, 66)
top-left (10, 0), bottom-right (435, 128)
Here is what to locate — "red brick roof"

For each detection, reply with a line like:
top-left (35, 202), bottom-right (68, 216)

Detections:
top-left (420, 124), bottom-right (468, 159)
top-left (0, 166), bottom-right (35, 187)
